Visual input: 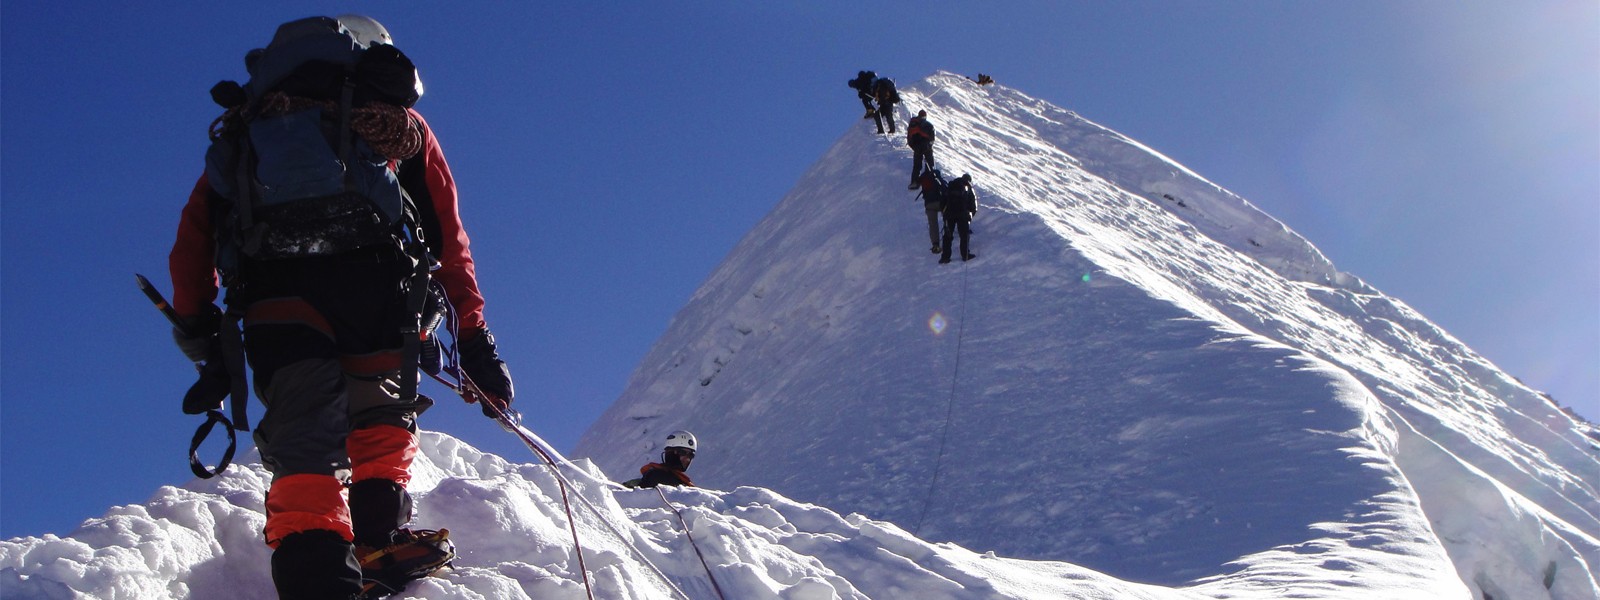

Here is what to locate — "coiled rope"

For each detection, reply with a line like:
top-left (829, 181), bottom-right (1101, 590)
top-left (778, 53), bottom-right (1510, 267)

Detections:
top-left (209, 92), bottom-right (423, 160)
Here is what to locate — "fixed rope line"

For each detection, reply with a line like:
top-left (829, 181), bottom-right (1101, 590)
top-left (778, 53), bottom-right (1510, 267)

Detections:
top-left (444, 371), bottom-right (596, 600)
top-left (913, 259), bottom-right (971, 536)
top-left (429, 371), bottom-right (696, 600)
top-left (426, 288), bottom-right (692, 600)
top-left (656, 487), bottom-right (729, 600)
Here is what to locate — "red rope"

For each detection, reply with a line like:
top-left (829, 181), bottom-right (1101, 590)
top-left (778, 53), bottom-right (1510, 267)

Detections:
top-left (656, 487), bottom-right (729, 600)
top-left (208, 92), bottom-right (423, 161)
top-left (444, 371), bottom-right (596, 600)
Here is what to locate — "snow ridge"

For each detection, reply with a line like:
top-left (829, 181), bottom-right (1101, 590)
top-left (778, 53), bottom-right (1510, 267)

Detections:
top-left (4, 72), bottom-right (1596, 600)
top-left (0, 432), bottom-right (1210, 599)
top-left (577, 71), bottom-right (1598, 597)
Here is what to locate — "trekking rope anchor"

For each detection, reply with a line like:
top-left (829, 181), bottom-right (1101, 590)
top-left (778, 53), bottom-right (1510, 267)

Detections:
top-left (656, 487), bottom-right (729, 600)
top-left (913, 258), bottom-right (971, 536)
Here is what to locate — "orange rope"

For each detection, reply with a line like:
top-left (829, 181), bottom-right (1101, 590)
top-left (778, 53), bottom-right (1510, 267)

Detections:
top-left (208, 92), bottom-right (423, 160)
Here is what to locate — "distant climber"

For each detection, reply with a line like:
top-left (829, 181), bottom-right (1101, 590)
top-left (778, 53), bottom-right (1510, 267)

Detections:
top-left (906, 110), bottom-right (936, 188)
top-left (914, 169), bottom-right (947, 254)
top-left (847, 70), bottom-right (878, 118)
top-left (939, 174), bottom-right (978, 264)
top-left (969, 73), bottom-right (994, 85)
top-left (871, 77), bottom-right (900, 134)
top-left (624, 430), bottom-right (698, 489)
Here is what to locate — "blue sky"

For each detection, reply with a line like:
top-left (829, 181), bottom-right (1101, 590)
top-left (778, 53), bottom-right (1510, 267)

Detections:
top-left (3, 2), bottom-right (1595, 540)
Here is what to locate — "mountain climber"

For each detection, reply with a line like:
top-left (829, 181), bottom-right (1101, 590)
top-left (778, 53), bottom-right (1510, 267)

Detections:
top-left (939, 174), bottom-right (978, 264)
top-left (915, 169), bottom-right (947, 254)
top-left (847, 70), bottom-right (878, 119)
top-left (625, 430), bottom-right (698, 489)
top-left (906, 110), bottom-right (936, 189)
top-left (871, 77), bottom-right (900, 134)
top-left (168, 15), bottom-right (514, 599)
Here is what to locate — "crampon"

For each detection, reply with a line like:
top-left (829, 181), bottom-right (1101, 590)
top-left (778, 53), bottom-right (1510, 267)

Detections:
top-left (357, 528), bottom-right (456, 598)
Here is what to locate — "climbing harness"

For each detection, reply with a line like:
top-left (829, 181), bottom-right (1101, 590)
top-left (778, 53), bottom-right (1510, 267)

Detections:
top-left (656, 487), bottom-right (729, 600)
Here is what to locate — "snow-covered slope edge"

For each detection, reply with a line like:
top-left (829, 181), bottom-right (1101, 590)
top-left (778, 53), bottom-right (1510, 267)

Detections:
top-left (576, 72), bottom-right (1599, 597)
top-left (0, 432), bottom-right (1206, 600)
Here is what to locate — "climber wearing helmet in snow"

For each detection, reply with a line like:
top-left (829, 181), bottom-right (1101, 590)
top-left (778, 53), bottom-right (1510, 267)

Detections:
top-left (626, 430), bottom-right (699, 488)
top-left (168, 14), bottom-right (513, 599)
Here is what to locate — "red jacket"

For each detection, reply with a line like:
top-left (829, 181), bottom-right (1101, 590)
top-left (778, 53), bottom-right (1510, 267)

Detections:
top-left (637, 463), bottom-right (694, 488)
top-left (169, 109), bottom-right (487, 332)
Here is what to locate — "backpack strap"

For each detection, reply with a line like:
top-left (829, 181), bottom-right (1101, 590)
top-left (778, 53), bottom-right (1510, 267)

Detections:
top-left (398, 245), bottom-right (429, 405)
top-left (232, 127), bottom-right (264, 257)
top-left (219, 307), bottom-right (249, 431)
top-left (337, 77), bottom-right (358, 194)
top-left (396, 188), bottom-right (433, 406)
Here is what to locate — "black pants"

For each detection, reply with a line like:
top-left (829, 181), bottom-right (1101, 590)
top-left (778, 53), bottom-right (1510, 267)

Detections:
top-left (874, 103), bottom-right (897, 133)
top-left (234, 247), bottom-right (429, 595)
top-left (941, 220), bottom-right (971, 261)
top-left (237, 247), bottom-right (423, 481)
top-left (911, 142), bottom-right (934, 181)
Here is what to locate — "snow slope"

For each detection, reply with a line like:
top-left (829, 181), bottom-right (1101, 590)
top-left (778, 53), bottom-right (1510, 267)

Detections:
top-left (576, 72), bottom-right (1600, 597)
top-left (0, 432), bottom-right (1212, 599)
top-left (4, 72), bottom-right (1595, 600)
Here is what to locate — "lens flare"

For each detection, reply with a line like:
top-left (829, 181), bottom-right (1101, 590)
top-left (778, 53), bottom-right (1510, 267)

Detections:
top-left (928, 312), bottom-right (948, 335)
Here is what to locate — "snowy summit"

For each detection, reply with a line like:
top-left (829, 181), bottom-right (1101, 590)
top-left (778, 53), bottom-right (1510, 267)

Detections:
top-left (5, 72), bottom-right (1598, 599)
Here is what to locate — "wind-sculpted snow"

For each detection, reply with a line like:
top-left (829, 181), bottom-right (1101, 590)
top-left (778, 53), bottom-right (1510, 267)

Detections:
top-left (577, 72), bottom-right (1599, 597)
top-left (1, 432), bottom-right (1213, 599)
top-left (5, 72), bottom-right (1596, 599)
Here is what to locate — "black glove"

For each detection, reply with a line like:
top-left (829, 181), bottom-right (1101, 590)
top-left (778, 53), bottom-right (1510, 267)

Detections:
top-left (459, 326), bottom-right (514, 418)
top-left (170, 304), bottom-right (231, 415)
top-left (171, 304), bottom-right (222, 364)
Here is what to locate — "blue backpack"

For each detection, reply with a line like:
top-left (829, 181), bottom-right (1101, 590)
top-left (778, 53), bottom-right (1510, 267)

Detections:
top-left (204, 16), bottom-right (424, 273)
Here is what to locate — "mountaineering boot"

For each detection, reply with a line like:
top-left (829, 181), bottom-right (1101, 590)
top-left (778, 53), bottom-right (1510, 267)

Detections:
top-left (963, 253), bottom-right (977, 261)
top-left (356, 528), bottom-right (456, 598)
top-left (908, 181), bottom-right (919, 190)
top-left (863, 109), bottom-right (875, 119)
top-left (349, 479), bottom-right (412, 550)
top-left (272, 529), bottom-right (363, 600)
top-left (932, 246), bottom-right (940, 254)
top-left (938, 257), bottom-right (951, 264)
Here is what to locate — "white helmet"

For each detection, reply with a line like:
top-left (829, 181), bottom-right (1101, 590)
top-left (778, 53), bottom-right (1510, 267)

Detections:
top-left (663, 430), bottom-right (698, 452)
top-left (337, 14), bottom-right (393, 48)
